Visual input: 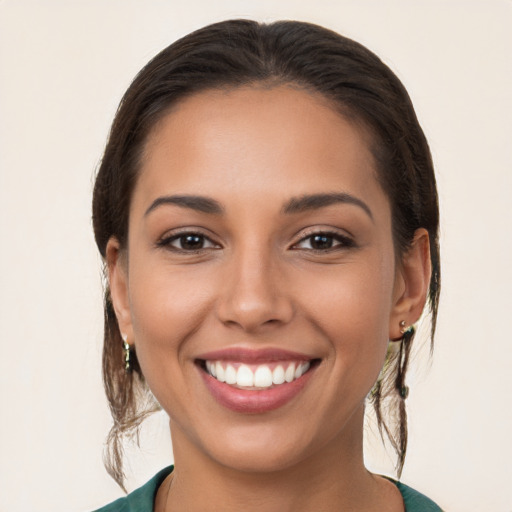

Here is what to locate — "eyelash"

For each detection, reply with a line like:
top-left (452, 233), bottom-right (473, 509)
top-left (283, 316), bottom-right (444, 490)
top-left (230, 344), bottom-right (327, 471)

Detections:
top-left (291, 231), bottom-right (355, 252)
top-left (156, 230), bottom-right (220, 253)
top-left (156, 230), bottom-right (355, 254)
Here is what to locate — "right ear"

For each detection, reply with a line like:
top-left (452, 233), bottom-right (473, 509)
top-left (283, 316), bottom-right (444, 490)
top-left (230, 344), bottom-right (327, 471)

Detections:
top-left (106, 237), bottom-right (134, 345)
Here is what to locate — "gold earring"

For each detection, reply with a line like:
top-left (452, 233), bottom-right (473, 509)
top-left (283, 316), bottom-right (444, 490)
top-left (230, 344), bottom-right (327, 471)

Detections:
top-left (122, 333), bottom-right (131, 372)
top-left (399, 320), bottom-right (414, 335)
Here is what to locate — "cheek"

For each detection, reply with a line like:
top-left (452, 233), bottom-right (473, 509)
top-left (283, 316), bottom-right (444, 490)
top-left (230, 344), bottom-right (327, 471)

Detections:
top-left (126, 260), bottom-right (218, 379)
top-left (294, 254), bottom-right (395, 375)
top-left (300, 258), bottom-right (394, 330)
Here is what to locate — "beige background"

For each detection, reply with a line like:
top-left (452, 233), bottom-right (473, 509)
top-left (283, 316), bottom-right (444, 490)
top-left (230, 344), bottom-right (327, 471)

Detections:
top-left (1, 1), bottom-right (511, 510)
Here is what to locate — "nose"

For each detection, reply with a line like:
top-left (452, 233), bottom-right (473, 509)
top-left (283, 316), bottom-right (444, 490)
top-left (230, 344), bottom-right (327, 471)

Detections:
top-left (216, 245), bottom-right (294, 332)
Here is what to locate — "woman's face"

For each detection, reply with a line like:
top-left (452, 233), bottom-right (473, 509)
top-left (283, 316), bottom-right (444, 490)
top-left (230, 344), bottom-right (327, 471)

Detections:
top-left (109, 85), bottom-right (418, 473)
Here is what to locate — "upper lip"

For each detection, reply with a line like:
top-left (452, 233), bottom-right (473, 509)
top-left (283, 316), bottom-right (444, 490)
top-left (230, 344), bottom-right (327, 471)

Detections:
top-left (195, 347), bottom-right (315, 363)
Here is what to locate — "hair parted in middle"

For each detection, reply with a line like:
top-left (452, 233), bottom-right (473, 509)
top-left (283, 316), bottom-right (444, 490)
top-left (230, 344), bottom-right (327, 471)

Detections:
top-left (92, 19), bottom-right (440, 490)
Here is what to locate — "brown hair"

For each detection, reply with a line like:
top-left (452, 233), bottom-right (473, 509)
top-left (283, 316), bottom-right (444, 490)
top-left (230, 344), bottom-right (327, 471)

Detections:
top-left (92, 19), bottom-right (440, 490)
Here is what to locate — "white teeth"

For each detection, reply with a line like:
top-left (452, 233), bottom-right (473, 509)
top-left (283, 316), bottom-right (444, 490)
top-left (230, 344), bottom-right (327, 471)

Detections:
top-left (272, 365), bottom-right (285, 385)
top-left (294, 361), bottom-right (311, 379)
top-left (254, 366), bottom-right (273, 388)
top-left (205, 360), bottom-right (312, 388)
top-left (225, 364), bottom-right (237, 385)
top-left (215, 361), bottom-right (225, 382)
top-left (236, 365), bottom-right (254, 387)
top-left (285, 364), bottom-right (295, 383)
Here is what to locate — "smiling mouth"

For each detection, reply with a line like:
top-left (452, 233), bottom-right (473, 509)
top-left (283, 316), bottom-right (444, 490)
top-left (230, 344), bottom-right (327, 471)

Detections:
top-left (195, 348), bottom-right (321, 412)
top-left (199, 360), bottom-right (317, 389)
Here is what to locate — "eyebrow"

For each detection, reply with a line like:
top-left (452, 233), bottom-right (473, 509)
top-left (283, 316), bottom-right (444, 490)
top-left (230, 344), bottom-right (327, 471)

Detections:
top-left (282, 192), bottom-right (373, 220)
top-left (144, 192), bottom-right (373, 220)
top-left (144, 195), bottom-right (224, 216)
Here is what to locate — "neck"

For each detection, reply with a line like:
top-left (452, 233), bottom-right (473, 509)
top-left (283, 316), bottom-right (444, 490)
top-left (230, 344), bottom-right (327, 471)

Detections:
top-left (163, 406), bottom-right (395, 512)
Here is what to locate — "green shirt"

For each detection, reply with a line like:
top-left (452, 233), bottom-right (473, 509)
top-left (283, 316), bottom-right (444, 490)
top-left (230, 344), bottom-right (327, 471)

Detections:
top-left (93, 466), bottom-right (442, 511)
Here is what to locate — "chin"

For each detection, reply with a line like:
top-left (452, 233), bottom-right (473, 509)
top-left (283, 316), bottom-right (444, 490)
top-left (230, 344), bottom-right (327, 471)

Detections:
top-left (212, 440), bottom-right (311, 475)
top-left (189, 417), bottom-right (331, 476)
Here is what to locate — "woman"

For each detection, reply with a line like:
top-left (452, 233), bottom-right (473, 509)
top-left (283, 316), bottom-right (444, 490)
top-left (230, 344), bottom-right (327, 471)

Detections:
top-left (92, 19), bottom-right (442, 511)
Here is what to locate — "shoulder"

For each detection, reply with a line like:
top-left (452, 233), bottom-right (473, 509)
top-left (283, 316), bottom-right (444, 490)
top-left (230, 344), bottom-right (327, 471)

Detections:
top-left (92, 466), bottom-right (174, 512)
top-left (394, 481), bottom-right (443, 512)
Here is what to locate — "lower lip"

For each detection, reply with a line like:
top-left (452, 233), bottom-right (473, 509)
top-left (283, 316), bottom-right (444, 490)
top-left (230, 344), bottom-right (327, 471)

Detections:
top-left (199, 365), bottom-right (316, 414)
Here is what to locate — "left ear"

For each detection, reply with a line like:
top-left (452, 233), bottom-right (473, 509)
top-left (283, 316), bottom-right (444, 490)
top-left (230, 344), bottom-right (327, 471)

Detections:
top-left (389, 228), bottom-right (432, 340)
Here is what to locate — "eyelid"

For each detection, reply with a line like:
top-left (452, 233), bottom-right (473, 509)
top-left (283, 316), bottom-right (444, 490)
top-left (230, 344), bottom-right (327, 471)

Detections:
top-left (156, 227), bottom-right (222, 251)
top-left (155, 226), bottom-right (354, 253)
top-left (290, 228), bottom-right (355, 251)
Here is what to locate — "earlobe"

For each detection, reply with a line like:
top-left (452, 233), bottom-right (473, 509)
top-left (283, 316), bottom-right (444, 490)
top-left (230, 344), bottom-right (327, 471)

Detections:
top-left (106, 237), bottom-right (134, 345)
top-left (389, 228), bottom-right (431, 340)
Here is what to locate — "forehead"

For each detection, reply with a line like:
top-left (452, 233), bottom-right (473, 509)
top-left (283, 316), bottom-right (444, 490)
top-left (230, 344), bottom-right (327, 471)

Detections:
top-left (135, 85), bottom-right (386, 214)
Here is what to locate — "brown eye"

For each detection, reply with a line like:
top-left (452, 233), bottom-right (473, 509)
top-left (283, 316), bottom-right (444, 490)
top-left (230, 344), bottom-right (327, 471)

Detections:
top-left (309, 234), bottom-right (334, 250)
top-left (293, 232), bottom-right (354, 251)
top-left (177, 234), bottom-right (206, 250)
top-left (158, 232), bottom-right (219, 252)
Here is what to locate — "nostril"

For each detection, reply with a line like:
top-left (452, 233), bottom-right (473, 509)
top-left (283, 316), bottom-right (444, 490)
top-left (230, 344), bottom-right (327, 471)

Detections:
top-left (216, 291), bottom-right (294, 332)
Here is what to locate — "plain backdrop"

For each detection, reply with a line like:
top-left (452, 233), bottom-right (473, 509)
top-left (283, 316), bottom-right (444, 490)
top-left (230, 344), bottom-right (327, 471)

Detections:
top-left (1, 1), bottom-right (511, 511)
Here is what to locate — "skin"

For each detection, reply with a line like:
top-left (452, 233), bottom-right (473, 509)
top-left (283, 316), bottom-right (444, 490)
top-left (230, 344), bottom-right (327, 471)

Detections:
top-left (107, 85), bottom-right (431, 512)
